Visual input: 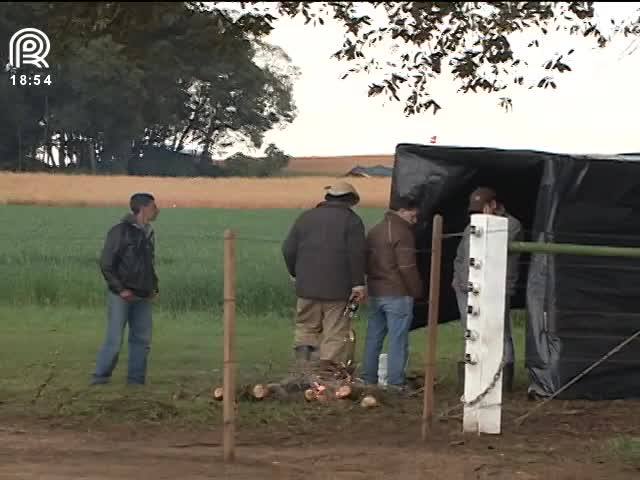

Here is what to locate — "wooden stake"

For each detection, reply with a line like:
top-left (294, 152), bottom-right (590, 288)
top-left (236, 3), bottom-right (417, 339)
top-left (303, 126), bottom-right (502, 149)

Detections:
top-left (223, 230), bottom-right (236, 463)
top-left (422, 214), bottom-right (443, 440)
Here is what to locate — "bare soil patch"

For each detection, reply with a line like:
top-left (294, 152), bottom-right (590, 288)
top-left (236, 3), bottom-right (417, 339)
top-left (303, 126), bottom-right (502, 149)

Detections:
top-left (2, 395), bottom-right (638, 480)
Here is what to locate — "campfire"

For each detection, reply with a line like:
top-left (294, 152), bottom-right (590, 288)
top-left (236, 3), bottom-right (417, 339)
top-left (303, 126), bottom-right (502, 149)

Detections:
top-left (210, 360), bottom-right (381, 408)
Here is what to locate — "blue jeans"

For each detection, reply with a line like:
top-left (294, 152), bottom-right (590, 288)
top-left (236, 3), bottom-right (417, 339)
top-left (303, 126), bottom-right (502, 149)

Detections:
top-left (362, 296), bottom-right (414, 386)
top-left (92, 291), bottom-right (153, 385)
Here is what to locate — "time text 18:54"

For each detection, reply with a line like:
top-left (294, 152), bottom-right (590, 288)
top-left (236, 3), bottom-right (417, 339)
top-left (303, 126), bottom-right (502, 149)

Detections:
top-left (10, 74), bottom-right (53, 86)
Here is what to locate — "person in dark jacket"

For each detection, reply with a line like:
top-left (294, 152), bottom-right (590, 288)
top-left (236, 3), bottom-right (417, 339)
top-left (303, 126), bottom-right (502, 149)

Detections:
top-left (91, 193), bottom-right (160, 385)
top-left (362, 198), bottom-right (423, 388)
top-left (282, 181), bottom-right (367, 368)
top-left (452, 187), bottom-right (522, 392)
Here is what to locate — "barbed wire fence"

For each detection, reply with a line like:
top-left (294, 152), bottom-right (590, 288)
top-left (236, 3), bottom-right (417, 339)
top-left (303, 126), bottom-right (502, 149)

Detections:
top-left (429, 223), bottom-right (640, 431)
top-left (2, 220), bottom-right (640, 440)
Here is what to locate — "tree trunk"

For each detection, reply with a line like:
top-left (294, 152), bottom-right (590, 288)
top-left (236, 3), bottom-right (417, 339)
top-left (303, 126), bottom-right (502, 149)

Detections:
top-left (202, 119), bottom-right (219, 161)
top-left (176, 123), bottom-right (192, 152)
top-left (17, 124), bottom-right (22, 171)
top-left (30, 143), bottom-right (37, 168)
top-left (61, 132), bottom-right (68, 167)
top-left (202, 100), bottom-right (223, 160)
top-left (88, 139), bottom-right (97, 173)
top-left (47, 142), bottom-right (54, 168)
top-left (74, 134), bottom-right (81, 168)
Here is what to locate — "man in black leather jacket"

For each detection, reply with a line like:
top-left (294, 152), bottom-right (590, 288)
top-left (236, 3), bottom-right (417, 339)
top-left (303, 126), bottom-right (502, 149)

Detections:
top-left (91, 193), bottom-right (160, 385)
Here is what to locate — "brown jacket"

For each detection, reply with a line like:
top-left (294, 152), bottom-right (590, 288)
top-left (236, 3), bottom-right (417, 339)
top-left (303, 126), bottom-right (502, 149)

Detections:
top-left (282, 200), bottom-right (366, 301)
top-left (366, 211), bottom-right (423, 299)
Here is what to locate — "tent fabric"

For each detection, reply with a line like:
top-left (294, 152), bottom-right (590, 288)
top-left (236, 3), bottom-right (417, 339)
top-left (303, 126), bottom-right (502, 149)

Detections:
top-left (390, 143), bottom-right (640, 400)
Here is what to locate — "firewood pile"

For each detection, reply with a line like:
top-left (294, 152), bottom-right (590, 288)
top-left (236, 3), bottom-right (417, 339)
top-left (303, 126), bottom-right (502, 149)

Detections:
top-left (210, 361), bottom-right (382, 408)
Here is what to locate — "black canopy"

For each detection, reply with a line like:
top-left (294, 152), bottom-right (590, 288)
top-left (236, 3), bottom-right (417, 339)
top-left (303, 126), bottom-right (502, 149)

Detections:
top-left (391, 143), bottom-right (640, 400)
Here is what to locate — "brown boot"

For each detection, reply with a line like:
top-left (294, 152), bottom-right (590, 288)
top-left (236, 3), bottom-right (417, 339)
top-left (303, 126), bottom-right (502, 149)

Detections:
top-left (293, 345), bottom-right (314, 371)
top-left (280, 346), bottom-right (315, 391)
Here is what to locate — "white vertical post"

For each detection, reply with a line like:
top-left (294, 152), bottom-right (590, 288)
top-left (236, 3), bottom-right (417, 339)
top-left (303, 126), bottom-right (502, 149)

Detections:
top-left (463, 214), bottom-right (508, 435)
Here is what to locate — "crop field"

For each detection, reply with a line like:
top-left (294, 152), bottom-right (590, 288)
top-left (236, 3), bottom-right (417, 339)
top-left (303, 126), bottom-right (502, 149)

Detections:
top-left (0, 187), bottom-right (638, 479)
top-left (1, 204), bottom-right (470, 410)
top-left (0, 172), bottom-right (391, 209)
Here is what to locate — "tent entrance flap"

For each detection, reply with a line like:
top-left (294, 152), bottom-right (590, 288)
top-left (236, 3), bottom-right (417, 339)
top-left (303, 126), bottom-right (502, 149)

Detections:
top-left (404, 159), bottom-right (543, 330)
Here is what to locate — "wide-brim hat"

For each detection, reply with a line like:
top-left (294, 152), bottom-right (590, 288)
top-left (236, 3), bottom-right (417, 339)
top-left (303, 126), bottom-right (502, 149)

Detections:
top-left (324, 181), bottom-right (360, 203)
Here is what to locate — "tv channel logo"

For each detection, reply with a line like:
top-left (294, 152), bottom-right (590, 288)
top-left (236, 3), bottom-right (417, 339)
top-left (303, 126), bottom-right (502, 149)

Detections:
top-left (9, 28), bottom-right (50, 69)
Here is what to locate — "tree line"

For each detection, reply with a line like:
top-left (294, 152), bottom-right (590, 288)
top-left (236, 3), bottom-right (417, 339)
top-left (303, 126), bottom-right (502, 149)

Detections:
top-left (0, 2), bottom-right (297, 176)
top-left (2, 2), bottom-right (636, 176)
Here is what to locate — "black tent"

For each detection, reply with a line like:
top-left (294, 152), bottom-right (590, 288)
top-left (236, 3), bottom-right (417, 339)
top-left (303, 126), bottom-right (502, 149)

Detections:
top-left (391, 143), bottom-right (640, 400)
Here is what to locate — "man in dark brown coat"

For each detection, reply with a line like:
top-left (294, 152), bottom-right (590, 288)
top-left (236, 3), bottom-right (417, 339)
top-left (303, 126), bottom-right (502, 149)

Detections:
top-left (362, 198), bottom-right (423, 388)
top-left (282, 181), bottom-right (367, 368)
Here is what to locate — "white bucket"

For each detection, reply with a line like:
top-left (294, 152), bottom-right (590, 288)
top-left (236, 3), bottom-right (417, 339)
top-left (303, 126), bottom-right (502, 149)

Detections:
top-left (377, 353), bottom-right (388, 386)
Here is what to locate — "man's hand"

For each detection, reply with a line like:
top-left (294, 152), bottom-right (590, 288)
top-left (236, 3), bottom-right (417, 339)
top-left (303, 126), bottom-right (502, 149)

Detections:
top-left (120, 289), bottom-right (135, 302)
top-left (350, 286), bottom-right (367, 303)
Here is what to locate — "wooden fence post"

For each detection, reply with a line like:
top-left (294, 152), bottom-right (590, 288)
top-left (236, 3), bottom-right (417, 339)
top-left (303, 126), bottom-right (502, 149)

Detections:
top-left (223, 230), bottom-right (236, 463)
top-left (422, 214), bottom-right (443, 440)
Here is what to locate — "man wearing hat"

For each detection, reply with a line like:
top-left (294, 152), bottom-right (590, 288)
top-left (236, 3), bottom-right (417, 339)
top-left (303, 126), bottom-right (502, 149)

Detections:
top-left (452, 187), bottom-right (522, 392)
top-left (282, 181), bottom-right (367, 370)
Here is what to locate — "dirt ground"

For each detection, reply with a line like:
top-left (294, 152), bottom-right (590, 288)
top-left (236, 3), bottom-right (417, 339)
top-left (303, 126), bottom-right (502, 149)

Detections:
top-left (1, 397), bottom-right (639, 480)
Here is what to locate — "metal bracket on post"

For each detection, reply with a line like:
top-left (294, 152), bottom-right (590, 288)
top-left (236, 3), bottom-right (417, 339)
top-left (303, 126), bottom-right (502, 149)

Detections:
top-left (464, 353), bottom-right (478, 365)
top-left (469, 225), bottom-right (483, 237)
top-left (469, 257), bottom-right (482, 269)
top-left (463, 214), bottom-right (508, 436)
top-left (464, 329), bottom-right (478, 342)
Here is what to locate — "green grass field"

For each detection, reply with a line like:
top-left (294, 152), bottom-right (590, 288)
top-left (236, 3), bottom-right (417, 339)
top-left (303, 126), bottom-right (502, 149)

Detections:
top-left (0, 205), bottom-right (527, 427)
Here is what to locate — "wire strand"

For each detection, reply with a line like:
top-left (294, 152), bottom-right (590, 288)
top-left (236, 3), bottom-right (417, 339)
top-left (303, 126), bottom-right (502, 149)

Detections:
top-left (514, 328), bottom-right (640, 426)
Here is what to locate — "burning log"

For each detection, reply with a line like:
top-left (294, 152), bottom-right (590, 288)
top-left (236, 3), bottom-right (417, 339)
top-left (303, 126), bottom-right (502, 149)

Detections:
top-left (212, 387), bottom-right (224, 402)
top-left (242, 362), bottom-right (365, 404)
top-left (312, 382), bottom-right (330, 402)
top-left (250, 383), bottom-right (289, 401)
top-left (360, 395), bottom-right (379, 409)
top-left (251, 383), bottom-right (270, 400)
top-left (303, 382), bottom-right (334, 402)
top-left (335, 384), bottom-right (364, 400)
top-left (316, 390), bottom-right (330, 402)
top-left (212, 382), bottom-right (299, 403)
top-left (304, 389), bottom-right (316, 402)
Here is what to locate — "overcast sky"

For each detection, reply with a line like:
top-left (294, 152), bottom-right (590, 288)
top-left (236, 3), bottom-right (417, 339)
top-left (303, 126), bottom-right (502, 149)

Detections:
top-left (249, 2), bottom-right (640, 157)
